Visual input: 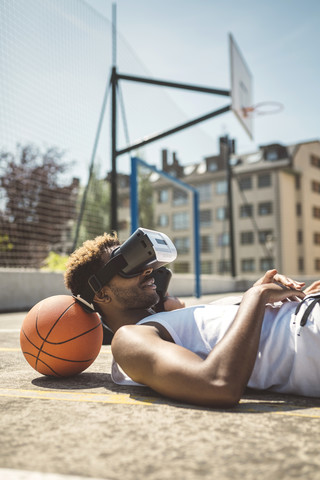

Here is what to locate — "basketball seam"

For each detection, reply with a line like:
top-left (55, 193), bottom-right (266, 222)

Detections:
top-left (35, 301), bottom-right (80, 369)
top-left (22, 327), bottom-right (96, 363)
top-left (36, 321), bottom-right (102, 345)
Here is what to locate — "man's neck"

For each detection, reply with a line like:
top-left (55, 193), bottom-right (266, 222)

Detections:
top-left (100, 306), bottom-right (154, 333)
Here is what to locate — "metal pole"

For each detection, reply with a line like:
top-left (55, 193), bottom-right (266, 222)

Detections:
top-left (193, 190), bottom-right (201, 297)
top-left (110, 3), bottom-right (118, 231)
top-left (117, 105), bottom-right (231, 156)
top-left (130, 157), bottom-right (139, 233)
top-left (111, 67), bottom-right (118, 231)
top-left (225, 136), bottom-right (236, 277)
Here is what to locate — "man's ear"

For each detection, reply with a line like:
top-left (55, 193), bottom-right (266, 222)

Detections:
top-left (94, 289), bottom-right (111, 304)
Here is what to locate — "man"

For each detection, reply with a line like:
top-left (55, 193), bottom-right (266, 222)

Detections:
top-left (64, 231), bottom-right (320, 407)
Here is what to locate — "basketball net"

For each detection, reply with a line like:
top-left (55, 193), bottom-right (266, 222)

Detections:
top-left (242, 101), bottom-right (284, 118)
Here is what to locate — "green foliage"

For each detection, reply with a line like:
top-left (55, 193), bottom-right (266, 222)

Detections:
top-left (0, 234), bottom-right (13, 252)
top-left (74, 162), bottom-right (110, 247)
top-left (42, 251), bottom-right (68, 271)
top-left (138, 168), bottom-right (155, 229)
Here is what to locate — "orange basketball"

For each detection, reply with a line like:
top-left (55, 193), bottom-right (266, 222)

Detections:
top-left (20, 295), bottom-right (103, 377)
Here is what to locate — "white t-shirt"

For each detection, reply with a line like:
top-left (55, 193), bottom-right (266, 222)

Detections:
top-left (111, 295), bottom-right (320, 397)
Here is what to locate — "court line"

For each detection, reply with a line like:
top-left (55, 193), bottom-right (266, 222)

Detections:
top-left (0, 347), bottom-right (111, 353)
top-left (1, 388), bottom-right (320, 416)
top-left (0, 388), bottom-right (163, 405)
top-left (0, 468), bottom-right (110, 480)
top-left (0, 329), bottom-right (21, 333)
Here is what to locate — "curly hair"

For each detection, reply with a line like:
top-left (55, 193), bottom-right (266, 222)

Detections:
top-left (64, 232), bottom-right (120, 301)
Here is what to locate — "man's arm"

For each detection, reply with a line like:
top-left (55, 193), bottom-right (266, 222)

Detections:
top-left (112, 284), bottom-right (304, 408)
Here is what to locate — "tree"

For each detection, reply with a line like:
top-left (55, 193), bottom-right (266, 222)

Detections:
top-left (138, 167), bottom-right (155, 229)
top-left (0, 144), bottom-right (79, 267)
top-left (74, 163), bottom-right (110, 247)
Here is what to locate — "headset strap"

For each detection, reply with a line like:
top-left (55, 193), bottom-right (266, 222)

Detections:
top-left (81, 254), bottom-right (128, 304)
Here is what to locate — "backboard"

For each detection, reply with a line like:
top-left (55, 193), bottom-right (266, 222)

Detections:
top-left (229, 34), bottom-right (253, 140)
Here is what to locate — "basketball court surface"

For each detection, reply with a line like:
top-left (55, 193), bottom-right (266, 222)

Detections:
top-left (2, 296), bottom-right (320, 480)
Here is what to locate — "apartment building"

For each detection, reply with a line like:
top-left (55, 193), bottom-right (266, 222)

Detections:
top-left (117, 139), bottom-right (320, 277)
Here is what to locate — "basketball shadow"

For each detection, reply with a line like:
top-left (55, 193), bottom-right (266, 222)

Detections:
top-left (32, 372), bottom-right (118, 391)
top-left (31, 371), bottom-right (162, 399)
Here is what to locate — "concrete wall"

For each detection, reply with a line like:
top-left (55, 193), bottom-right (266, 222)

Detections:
top-left (0, 269), bottom-right (70, 312)
top-left (1, 268), bottom-right (318, 313)
top-left (0, 269), bottom-right (252, 313)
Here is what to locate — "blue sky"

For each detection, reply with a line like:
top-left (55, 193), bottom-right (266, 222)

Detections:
top-left (1, 0), bottom-right (319, 181)
top-left (85, 0), bottom-right (320, 168)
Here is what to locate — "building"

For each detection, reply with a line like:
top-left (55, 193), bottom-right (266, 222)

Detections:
top-left (117, 139), bottom-right (320, 277)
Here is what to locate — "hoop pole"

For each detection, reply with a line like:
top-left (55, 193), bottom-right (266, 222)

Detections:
top-left (117, 105), bottom-right (231, 156)
top-left (130, 157), bottom-right (139, 233)
top-left (118, 73), bottom-right (230, 96)
top-left (131, 157), bottom-right (201, 298)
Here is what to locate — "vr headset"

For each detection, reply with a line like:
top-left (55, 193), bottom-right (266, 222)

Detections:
top-left (77, 228), bottom-right (177, 310)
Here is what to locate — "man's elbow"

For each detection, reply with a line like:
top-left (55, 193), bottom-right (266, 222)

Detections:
top-left (206, 379), bottom-right (243, 408)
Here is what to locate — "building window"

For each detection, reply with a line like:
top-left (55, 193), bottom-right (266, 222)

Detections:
top-left (297, 230), bottom-right (303, 244)
top-left (298, 257), bottom-right (304, 273)
top-left (218, 232), bottom-right (229, 246)
top-left (172, 212), bottom-right (189, 230)
top-left (313, 207), bottom-right (320, 219)
top-left (174, 237), bottom-right (190, 254)
top-left (119, 197), bottom-right (130, 208)
top-left (201, 261), bottom-right (213, 274)
top-left (173, 262), bottom-right (190, 273)
top-left (157, 213), bottom-right (169, 227)
top-left (314, 233), bottom-right (320, 245)
top-left (258, 202), bottom-right (273, 216)
top-left (266, 150), bottom-right (278, 161)
top-left (241, 259), bottom-right (255, 272)
top-left (240, 204), bottom-right (253, 218)
top-left (200, 209), bottom-right (212, 228)
top-left (258, 230), bottom-right (273, 244)
top-left (173, 188), bottom-right (188, 206)
top-left (240, 231), bottom-right (254, 245)
top-left (239, 176), bottom-right (252, 190)
top-left (260, 258), bottom-right (274, 271)
top-left (215, 180), bottom-right (228, 195)
top-left (201, 235), bottom-right (213, 253)
top-left (295, 175), bottom-right (301, 190)
top-left (296, 203), bottom-right (302, 216)
top-left (207, 160), bottom-right (218, 172)
top-left (118, 220), bottom-right (128, 231)
top-left (158, 189), bottom-right (169, 203)
top-left (216, 206), bottom-right (229, 220)
top-left (258, 173), bottom-right (271, 188)
top-left (198, 183), bottom-right (211, 203)
top-left (312, 181), bottom-right (320, 194)
top-left (311, 155), bottom-right (320, 168)
top-left (218, 259), bottom-right (231, 274)
top-left (315, 259), bottom-right (320, 271)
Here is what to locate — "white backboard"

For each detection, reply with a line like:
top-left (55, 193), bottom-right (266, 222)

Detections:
top-left (229, 34), bottom-right (253, 140)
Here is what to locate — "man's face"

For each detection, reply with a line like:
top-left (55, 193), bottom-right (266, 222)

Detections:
top-left (106, 270), bottom-right (159, 310)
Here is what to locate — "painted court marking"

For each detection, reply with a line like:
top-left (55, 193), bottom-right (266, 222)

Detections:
top-left (0, 388), bottom-right (162, 406)
top-left (0, 468), bottom-right (110, 480)
top-left (0, 387), bottom-right (320, 416)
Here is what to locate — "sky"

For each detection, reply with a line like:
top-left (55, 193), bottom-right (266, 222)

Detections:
top-left (1, 0), bottom-right (319, 182)
top-left (85, 0), bottom-right (320, 170)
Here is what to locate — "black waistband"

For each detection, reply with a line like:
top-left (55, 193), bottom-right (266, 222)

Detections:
top-left (294, 294), bottom-right (320, 327)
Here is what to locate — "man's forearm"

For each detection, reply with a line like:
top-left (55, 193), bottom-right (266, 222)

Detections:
top-left (202, 286), bottom-right (269, 401)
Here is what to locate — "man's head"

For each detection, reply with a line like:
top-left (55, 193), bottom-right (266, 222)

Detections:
top-left (64, 231), bottom-right (160, 317)
top-left (64, 232), bottom-right (120, 307)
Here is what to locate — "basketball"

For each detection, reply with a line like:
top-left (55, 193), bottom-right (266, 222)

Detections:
top-left (20, 295), bottom-right (103, 377)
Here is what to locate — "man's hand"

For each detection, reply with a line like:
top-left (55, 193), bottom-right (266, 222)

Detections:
top-left (254, 282), bottom-right (305, 304)
top-left (304, 280), bottom-right (320, 295)
top-left (163, 295), bottom-right (186, 311)
top-left (254, 269), bottom-right (305, 291)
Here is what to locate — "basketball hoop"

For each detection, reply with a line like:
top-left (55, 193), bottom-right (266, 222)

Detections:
top-left (242, 101), bottom-right (284, 118)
